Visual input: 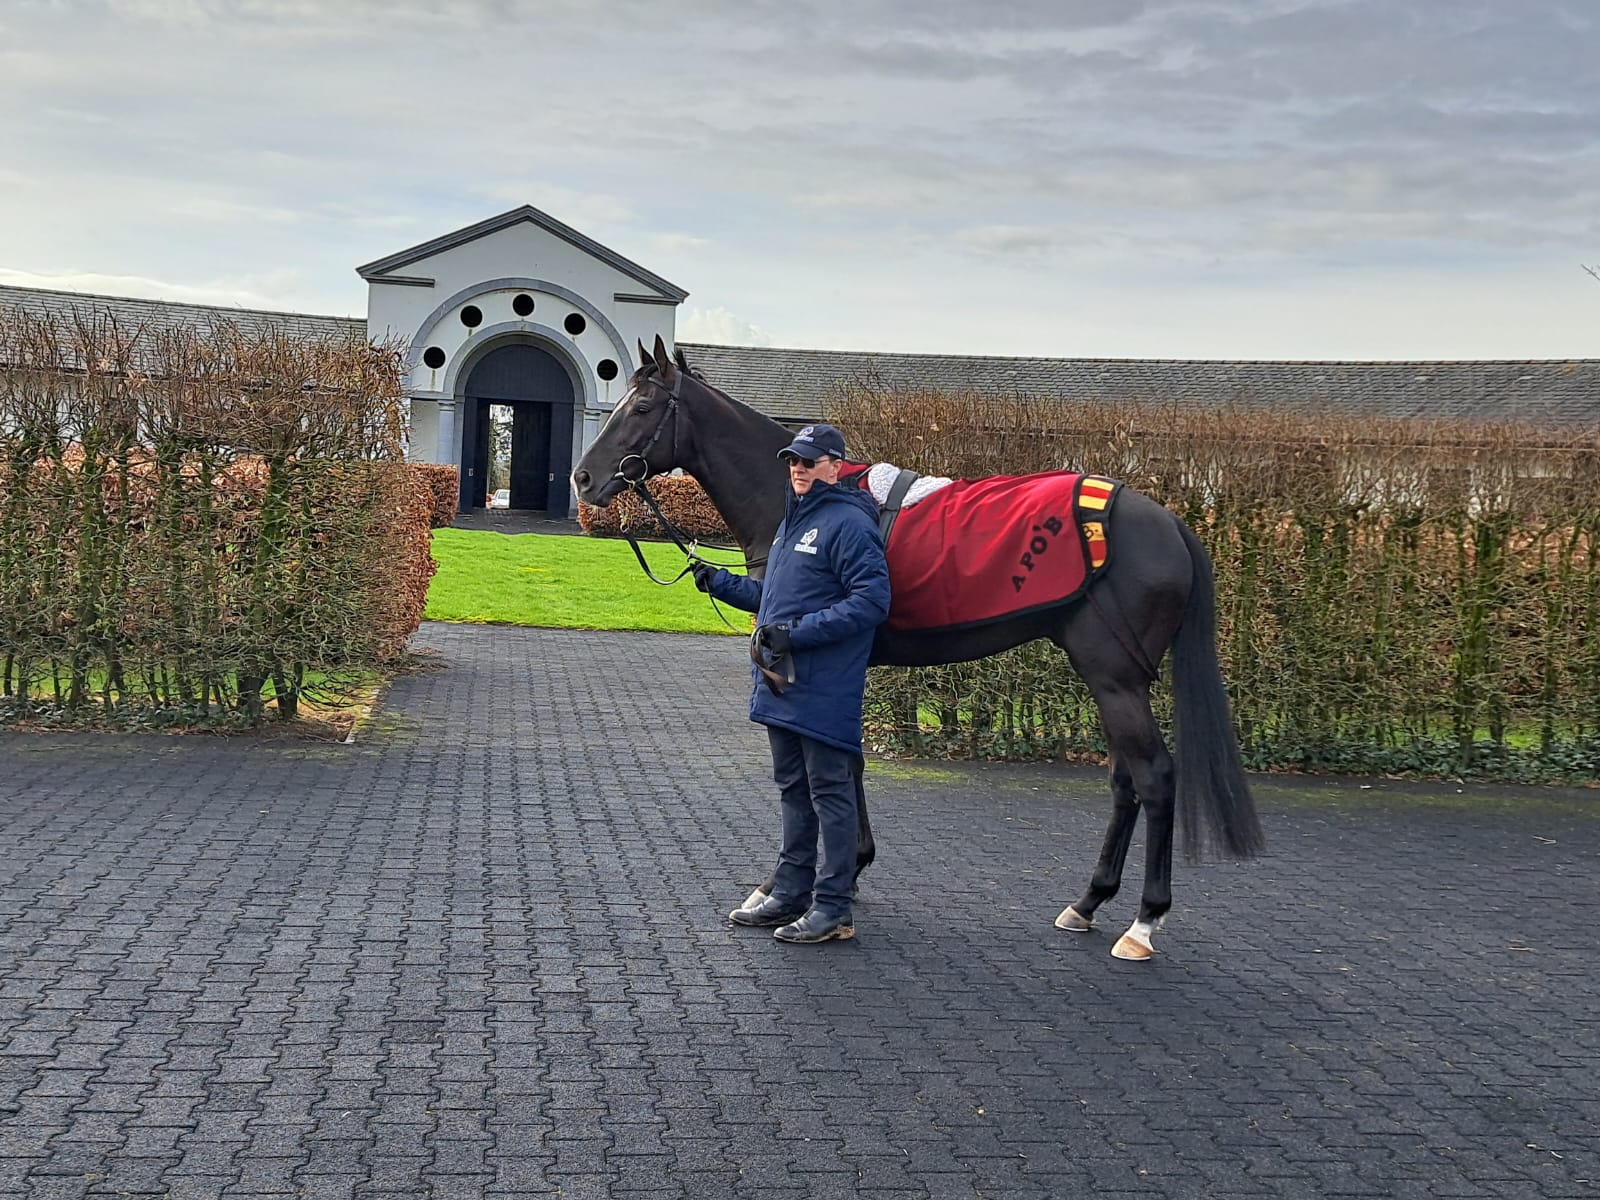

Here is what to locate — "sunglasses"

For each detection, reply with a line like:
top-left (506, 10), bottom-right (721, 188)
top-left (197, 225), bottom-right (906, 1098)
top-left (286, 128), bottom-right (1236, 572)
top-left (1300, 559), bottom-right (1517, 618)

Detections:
top-left (785, 455), bottom-right (829, 469)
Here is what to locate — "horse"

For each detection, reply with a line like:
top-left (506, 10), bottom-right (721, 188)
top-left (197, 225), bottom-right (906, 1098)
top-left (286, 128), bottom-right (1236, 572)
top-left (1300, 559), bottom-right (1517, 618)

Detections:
top-left (572, 335), bottom-right (1264, 960)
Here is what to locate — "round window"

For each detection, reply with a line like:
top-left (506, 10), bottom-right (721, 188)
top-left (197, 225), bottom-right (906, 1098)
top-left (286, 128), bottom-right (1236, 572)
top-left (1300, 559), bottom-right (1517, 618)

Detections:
top-left (460, 305), bottom-right (483, 328)
top-left (422, 346), bottom-right (447, 369)
top-left (563, 312), bottom-right (587, 336)
top-left (597, 359), bottom-right (619, 381)
top-left (512, 293), bottom-right (535, 317)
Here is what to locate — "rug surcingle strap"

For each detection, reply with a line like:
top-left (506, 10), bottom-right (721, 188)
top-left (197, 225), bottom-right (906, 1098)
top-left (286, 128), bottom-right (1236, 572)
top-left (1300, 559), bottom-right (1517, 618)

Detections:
top-left (878, 468), bottom-right (919, 543)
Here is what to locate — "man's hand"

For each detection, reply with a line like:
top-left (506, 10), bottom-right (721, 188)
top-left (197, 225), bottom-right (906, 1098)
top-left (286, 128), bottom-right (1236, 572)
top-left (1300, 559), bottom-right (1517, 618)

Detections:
top-left (757, 623), bottom-right (792, 657)
top-left (689, 560), bottom-right (718, 593)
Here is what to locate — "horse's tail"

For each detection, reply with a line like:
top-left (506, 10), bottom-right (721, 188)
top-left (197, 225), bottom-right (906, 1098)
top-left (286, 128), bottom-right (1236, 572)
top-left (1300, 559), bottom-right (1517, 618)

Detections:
top-left (1170, 517), bottom-right (1265, 862)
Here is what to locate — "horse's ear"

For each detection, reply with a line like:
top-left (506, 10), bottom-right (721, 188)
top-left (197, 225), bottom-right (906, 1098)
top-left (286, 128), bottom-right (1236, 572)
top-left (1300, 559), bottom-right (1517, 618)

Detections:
top-left (652, 333), bottom-right (672, 376)
top-left (673, 346), bottom-right (691, 373)
top-left (637, 340), bottom-right (652, 369)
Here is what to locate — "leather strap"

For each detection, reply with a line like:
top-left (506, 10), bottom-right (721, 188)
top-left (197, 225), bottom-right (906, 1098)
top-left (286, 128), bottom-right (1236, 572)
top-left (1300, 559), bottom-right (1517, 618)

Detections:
top-left (750, 629), bottom-right (796, 695)
top-left (878, 468), bottom-right (918, 543)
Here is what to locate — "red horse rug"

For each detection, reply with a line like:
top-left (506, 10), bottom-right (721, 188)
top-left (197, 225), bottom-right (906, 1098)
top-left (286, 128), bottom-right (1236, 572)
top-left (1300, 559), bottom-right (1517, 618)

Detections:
top-left (855, 470), bottom-right (1122, 634)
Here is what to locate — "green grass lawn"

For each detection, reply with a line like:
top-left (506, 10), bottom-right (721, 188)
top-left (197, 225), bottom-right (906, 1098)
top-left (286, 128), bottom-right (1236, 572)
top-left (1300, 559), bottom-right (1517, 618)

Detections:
top-left (425, 528), bottom-right (748, 634)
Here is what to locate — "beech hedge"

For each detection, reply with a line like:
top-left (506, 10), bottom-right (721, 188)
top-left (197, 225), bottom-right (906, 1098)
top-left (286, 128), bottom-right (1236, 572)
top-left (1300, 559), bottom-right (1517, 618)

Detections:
top-left (577, 473), bottom-right (731, 539)
top-left (828, 385), bottom-right (1600, 783)
top-left (0, 307), bottom-right (434, 727)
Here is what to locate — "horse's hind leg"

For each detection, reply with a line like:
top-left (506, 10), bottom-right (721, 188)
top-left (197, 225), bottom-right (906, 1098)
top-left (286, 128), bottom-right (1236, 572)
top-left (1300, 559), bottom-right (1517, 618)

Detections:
top-left (1093, 685), bottom-right (1176, 960)
top-left (1062, 678), bottom-right (1177, 966)
top-left (1055, 757), bottom-right (1139, 933)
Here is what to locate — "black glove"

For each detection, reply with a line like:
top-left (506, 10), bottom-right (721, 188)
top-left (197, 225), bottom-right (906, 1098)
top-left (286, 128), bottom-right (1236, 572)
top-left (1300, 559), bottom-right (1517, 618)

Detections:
top-left (757, 622), bottom-right (792, 657)
top-left (689, 560), bottom-right (718, 593)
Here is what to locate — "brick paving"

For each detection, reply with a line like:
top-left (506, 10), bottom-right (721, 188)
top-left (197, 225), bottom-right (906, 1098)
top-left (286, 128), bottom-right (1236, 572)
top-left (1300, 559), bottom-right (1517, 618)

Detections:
top-left (2, 621), bottom-right (1597, 1199)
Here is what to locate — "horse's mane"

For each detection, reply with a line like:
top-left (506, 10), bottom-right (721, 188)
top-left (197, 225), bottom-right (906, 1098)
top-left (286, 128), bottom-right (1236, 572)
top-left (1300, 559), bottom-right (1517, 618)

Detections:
top-left (636, 355), bottom-right (705, 386)
top-left (647, 349), bottom-right (753, 415)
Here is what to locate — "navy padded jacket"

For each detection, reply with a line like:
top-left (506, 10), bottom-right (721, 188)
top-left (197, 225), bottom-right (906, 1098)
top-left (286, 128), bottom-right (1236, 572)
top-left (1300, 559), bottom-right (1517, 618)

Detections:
top-left (705, 480), bottom-right (890, 753)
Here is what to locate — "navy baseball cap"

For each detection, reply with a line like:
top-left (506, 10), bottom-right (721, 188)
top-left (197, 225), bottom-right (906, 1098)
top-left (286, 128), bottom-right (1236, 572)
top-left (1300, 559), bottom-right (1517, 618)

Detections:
top-left (777, 424), bottom-right (848, 461)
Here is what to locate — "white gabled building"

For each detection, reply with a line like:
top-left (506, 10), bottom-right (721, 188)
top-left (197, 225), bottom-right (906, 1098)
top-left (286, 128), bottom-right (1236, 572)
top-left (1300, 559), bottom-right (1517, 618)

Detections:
top-left (357, 205), bottom-right (688, 516)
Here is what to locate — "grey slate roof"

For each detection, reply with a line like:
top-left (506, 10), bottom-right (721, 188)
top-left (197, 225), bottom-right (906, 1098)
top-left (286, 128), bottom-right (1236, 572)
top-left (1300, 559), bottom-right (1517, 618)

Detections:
top-left (0, 283), bottom-right (365, 345)
top-left (1, 284), bottom-right (1593, 428)
top-left (676, 341), bottom-right (1600, 429)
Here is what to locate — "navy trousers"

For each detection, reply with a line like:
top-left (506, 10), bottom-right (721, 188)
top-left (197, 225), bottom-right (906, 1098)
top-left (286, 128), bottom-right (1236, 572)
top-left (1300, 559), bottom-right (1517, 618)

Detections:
top-left (766, 727), bottom-right (860, 920)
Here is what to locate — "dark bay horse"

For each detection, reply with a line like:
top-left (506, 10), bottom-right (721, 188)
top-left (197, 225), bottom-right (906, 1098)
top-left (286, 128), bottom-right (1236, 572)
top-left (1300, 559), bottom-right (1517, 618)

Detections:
top-left (572, 335), bottom-right (1263, 960)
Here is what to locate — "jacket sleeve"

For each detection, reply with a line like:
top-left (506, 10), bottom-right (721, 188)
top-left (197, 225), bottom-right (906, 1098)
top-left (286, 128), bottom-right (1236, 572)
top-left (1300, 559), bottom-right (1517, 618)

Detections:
top-left (707, 568), bottom-right (763, 613)
top-left (786, 517), bottom-right (890, 649)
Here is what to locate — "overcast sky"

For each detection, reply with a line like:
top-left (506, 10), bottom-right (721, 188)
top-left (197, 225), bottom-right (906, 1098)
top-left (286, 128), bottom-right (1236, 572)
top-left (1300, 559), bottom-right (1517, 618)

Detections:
top-left (1, 0), bottom-right (1596, 360)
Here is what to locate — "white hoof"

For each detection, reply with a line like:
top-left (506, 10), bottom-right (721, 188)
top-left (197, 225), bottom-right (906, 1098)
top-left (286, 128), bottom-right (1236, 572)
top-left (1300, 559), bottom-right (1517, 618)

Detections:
top-left (1111, 935), bottom-right (1153, 960)
top-left (1054, 905), bottom-right (1093, 932)
top-left (1111, 919), bottom-right (1157, 961)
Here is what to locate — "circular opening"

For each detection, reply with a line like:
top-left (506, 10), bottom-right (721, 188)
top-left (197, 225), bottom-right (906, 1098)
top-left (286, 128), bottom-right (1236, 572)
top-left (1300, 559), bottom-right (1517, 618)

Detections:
top-left (563, 312), bottom-right (587, 336)
top-left (460, 305), bottom-right (483, 328)
top-left (422, 346), bottom-right (447, 370)
top-left (597, 359), bottom-right (619, 381)
top-left (512, 293), bottom-right (535, 317)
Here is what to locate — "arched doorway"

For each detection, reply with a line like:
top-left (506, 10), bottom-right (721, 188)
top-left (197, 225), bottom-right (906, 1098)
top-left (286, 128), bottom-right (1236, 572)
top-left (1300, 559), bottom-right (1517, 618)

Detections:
top-left (458, 342), bottom-right (576, 513)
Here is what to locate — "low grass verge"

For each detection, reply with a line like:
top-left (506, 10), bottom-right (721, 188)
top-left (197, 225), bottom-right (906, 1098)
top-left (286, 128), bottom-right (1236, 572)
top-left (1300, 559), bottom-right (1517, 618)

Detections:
top-left (0, 668), bottom-right (381, 740)
top-left (425, 528), bottom-right (748, 634)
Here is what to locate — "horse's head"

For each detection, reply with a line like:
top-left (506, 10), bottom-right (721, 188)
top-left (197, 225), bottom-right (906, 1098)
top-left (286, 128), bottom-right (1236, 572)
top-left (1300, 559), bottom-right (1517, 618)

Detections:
top-left (572, 333), bottom-right (701, 507)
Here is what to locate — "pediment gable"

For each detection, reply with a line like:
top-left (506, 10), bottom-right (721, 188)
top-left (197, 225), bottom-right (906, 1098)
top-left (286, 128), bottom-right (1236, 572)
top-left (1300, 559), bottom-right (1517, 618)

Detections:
top-left (355, 205), bottom-right (688, 302)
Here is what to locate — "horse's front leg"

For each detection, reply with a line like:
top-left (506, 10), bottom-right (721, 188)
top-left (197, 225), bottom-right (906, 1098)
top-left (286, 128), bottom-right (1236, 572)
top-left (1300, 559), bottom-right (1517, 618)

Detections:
top-left (740, 879), bottom-right (775, 910)
top-left (850, 754), bottom-right (875, 889)
top-left (1056, 759), bottom-right (1139, 933)
top-left (738, 758), bottom-right (874, 909)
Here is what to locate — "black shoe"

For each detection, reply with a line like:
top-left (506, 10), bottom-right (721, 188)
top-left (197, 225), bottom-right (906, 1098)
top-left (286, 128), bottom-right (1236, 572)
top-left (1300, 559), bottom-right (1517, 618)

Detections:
top-left (729, 895), bottom-right (809, 927)
top-left (773, 910), bottom-right (854, 943)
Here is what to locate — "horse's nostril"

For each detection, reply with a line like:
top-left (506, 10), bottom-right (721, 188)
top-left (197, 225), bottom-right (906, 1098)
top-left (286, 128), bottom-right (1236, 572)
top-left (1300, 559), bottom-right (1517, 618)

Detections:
top-left (573, 469), bottom-right (590, 490)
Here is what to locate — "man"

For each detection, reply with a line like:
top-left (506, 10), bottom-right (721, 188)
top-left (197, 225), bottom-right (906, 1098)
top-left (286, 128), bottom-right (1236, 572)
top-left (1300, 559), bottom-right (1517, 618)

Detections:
top-left (691, 424), bottom-right (890, 944)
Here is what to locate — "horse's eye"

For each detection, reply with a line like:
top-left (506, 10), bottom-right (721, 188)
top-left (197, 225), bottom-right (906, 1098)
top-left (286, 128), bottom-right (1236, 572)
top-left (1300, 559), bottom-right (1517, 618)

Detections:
top-left (634, 399), bottom-right (654, 415)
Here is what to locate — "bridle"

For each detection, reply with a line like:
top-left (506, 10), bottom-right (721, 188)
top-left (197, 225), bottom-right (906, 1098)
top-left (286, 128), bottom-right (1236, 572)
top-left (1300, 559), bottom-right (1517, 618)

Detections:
top-left (607, 369), bottom-right (767, 613)
top-left (611, 368), bottom-right (683, 490)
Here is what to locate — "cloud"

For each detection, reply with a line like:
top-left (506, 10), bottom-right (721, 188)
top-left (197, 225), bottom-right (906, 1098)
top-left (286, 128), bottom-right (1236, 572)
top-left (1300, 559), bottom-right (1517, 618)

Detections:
top-left (0, 0), bottom-right (1594, 359)
top-left (648, 233), bottom-right (711, 254)
top-left (677, 307), bottom-right (773, 347)
top-left (42, 106), bottom-right (112, 126)
top-left (468, 183), bottom-right (636, 228)
top-left (955, 225), bottom-right (1061, 256)
top-left (172, 197), bottom-right (308, 226)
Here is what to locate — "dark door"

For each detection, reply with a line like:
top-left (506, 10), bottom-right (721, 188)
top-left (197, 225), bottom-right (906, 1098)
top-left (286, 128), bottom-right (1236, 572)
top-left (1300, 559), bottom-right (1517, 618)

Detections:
top-left (458, 398), bottom-right (492, 511)
top-left (547, 401), bottom-right (574, 516)
top-left (460, 342), bottom-right (577, 512)
top-left (510, 403), bottom-right (551, 510)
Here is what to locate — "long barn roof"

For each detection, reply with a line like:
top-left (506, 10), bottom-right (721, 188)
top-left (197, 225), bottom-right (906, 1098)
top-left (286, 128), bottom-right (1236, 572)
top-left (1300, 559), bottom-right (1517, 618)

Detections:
top-left (0, 283), bottom-right (366, 345)
top-left (2, 284), bottom-right (1595, 427)
top-left (675, 341), bottom-right (1600, 428)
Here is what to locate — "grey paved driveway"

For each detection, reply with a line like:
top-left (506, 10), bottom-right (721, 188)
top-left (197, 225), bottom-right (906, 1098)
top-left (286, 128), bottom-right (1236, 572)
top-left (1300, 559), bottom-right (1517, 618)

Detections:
top-left (2, 622), bottom-right (1598, 1199)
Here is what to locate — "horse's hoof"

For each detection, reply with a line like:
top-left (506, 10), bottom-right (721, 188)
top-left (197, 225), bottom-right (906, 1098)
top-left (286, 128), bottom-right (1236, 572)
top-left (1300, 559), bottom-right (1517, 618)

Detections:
top-left (1111, 934), bottom-right (1154, 960)
top-left (1054, 906), bottom-right (1093, 932)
